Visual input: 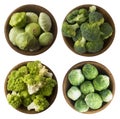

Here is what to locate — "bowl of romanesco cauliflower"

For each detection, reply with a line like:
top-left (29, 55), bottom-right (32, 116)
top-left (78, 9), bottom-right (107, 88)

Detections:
top-left (62, 4), bottom-right (115, 56)
top-left (4, 60), bottom-right (58, 114)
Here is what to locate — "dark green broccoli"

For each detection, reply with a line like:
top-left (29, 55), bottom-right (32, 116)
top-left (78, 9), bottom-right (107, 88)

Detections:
top-left (7, 92), bottom-right (22, 109)
top-left (89, 11), bottom-right (104, 26)
top-left (62, 22), bottom-right (79, 37)
top-left (72, 28), bottom-right (82, 41)
top-left (86, 39), bottom-right (104, 53)
top-left (80, 22), bottom-right (101, 41)
top-left (100, 22), bottom-right (113, 39)
top-left (74, 37), bottom-right (86, 54)
top-left (66, 8), bottom-right (88, 24)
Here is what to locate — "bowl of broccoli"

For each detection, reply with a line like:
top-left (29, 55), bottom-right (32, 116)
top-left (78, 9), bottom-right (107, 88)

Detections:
top-left (4, 60), bottom-right (58, 114)
top-left (4, 4), bottom-right (57, 55)
top-left (63, 61), bottom-right (115, 113)
top-left (62, 4), bottom-right (115, 56)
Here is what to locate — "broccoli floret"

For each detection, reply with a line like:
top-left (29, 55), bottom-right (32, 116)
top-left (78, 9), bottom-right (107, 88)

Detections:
top-left (7, 92), bottom-right (22, 109)
top-left (100, 22), bottom-right (113, 39)
top-left (7, 71), bottom-right (27, 92)
top-left (89, 5), bottom-right (96, 13)
top-left (18, 66), bottom-right (28, 75)
top-left (86, 39), bottom-right (104, 53)
top-left (22, 97), bottom-right (32, 107)
top-left (62, 22), bottom-right (79, 37)
top-left (27, 95), bottom-right (49, 112)
top-left (80, 22), bottom-right (101, 41)
top-left (89, 11), bottom-right (104, 26)
top-left (66, 8), bottom-right (88, 24)
top-left (74, 37), bottom-right (86, 54)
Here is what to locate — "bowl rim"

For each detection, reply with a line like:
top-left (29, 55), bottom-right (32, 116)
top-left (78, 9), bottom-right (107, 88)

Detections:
top-left (4, 4), bottom-right (58, 56)
top-left (63, 60), bottom-right (115, 114)
top-left (4, 60), bottom-right (58, 114)
top-left (62, 4), bottom-right (115, 57)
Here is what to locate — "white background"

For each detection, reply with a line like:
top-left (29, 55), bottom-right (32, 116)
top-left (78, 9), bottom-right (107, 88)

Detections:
top-left (0, 0), bottom-right (119, 119)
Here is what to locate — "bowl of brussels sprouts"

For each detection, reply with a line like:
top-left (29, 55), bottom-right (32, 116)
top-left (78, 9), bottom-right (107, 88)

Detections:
top-left (4, 4), bottom-right (57, 55)
top-left (4, 60), bottom-right (58, 114)
top-left (63, 61), bottom-right (115, 113)
top-left (62, 4), bottom-right (115, 56)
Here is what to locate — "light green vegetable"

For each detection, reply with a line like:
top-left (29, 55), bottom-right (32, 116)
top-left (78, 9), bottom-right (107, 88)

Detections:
top-left (74, 98), bottom-right (89, 112)
top-left (62, 22), bottom-right (79, 38)
top-left (68, 69), bottom-right (84, 86)
top-left (9, 12), bottom-right (27, 28)
top-left (25, 22), bottom-right (41, 37)
top-left (93, 75), bottom-right (110, 91)
top-left (67, 86), bottom-right (81, 101)
top-left (9, 27), bottom-right (24, 45)
top-left (26, 12), bottom-right (38, 23)
top-left (39, 32), bottom-right (53, 46)
top-left (39, 12), bottom-right (52, 32)
top-left (85, 93), bottom-right (103, 109)
top-left (6, 61), bottom-right (57, 112)
top-left (99, 89), bottom-right (113, 102)
top-left (82, 63), bottom-right (98, 80)
top-left (80, 81), bottom-right (94, 95)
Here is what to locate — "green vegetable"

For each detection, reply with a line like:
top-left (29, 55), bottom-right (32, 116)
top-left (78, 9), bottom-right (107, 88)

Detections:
top-left (26, 12), bottom-right (38, 23)
top-left (99, 89), bottom-right (113, 102)
top-left (67, 86), bottom-right (81, 101)
top-left (74, 98), bottom-right (89, 112)
top-left (89, 11), bottom-right (104, 26)
top-left (27, 95), bottom-right (49, 112)
top-left (62, 22), bottom-right (79, 37)
top-left (80, 81), bottom-right (94, 95)
top-left (39, 12), bottom-right (52, 32)
top-left (39, 32), bottom-right (53, 46)
top-left (25, 22), bottom-right (41, 37)
top-left (7, 92), bottom-right (22, 109)
top-left (93, 75), bottom-right (110, 91)
top-left (6, 61), bottom-right (57, 112)
top-left (82, 63), bottom-right (98, 80)
top-left (68, 69), bottom-right (84, 86)
top-left (86, 39), bottom-right (104, 53)
top-left (100, 22), bottom-right (113, 39)
top-left (89, 5), bottom-right (96, 13)
top-left (66, 8), bottom-right (88, 24)
top-left (80, 22), bottom-right (101, 41)
top-left (85, 93), bottom-right (103, 109)
top-left (74, 37), bottom-right (86, 54)
top-left (9, 12), bottom-right (27, 28)
top-left (9, 27), bottom-right (24, 45)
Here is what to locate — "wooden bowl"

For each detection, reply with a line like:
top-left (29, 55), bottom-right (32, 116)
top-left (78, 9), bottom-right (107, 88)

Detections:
top-left (4, 61), bottom-right (58, 114)
top-left (63, 61), bottom-right (115, 114)
top-left (4, 4), bottom-right (57, 55)
top-left (62, 4), bottom-right (115, 56)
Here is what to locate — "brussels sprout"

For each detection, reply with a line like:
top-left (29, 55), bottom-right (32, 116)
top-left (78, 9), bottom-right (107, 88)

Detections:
top-left (15, 32), bottom-right (35, 50)
top-left (9, 27), bottom-right (24, 45)
top-left (85, 93), bottom-right (103, 109)
top-left (99, 89), bottom-right (113, 102)
top-left (82, 63), bottom-right (98, 80)
top-left (80, 81), bottom-right (94, 95)
top-left (9, 12), bottom-right (27, 28)
top-left (39, 32), bottom-right (53, 46)
top-left (68, 69), bottom-right (85, 86)
top-left (25, 23), bottom-right (41, 37)
top-left (93, 75), bottom-right (110, 91)
top-left (67, 86), bottom-right (81, 101)
top-left (26, 12), bottom-right (38, 23)
top-left (74, 98), bottom-right (89, 112)
top-left (39, 12), bottom-right (52, 32)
